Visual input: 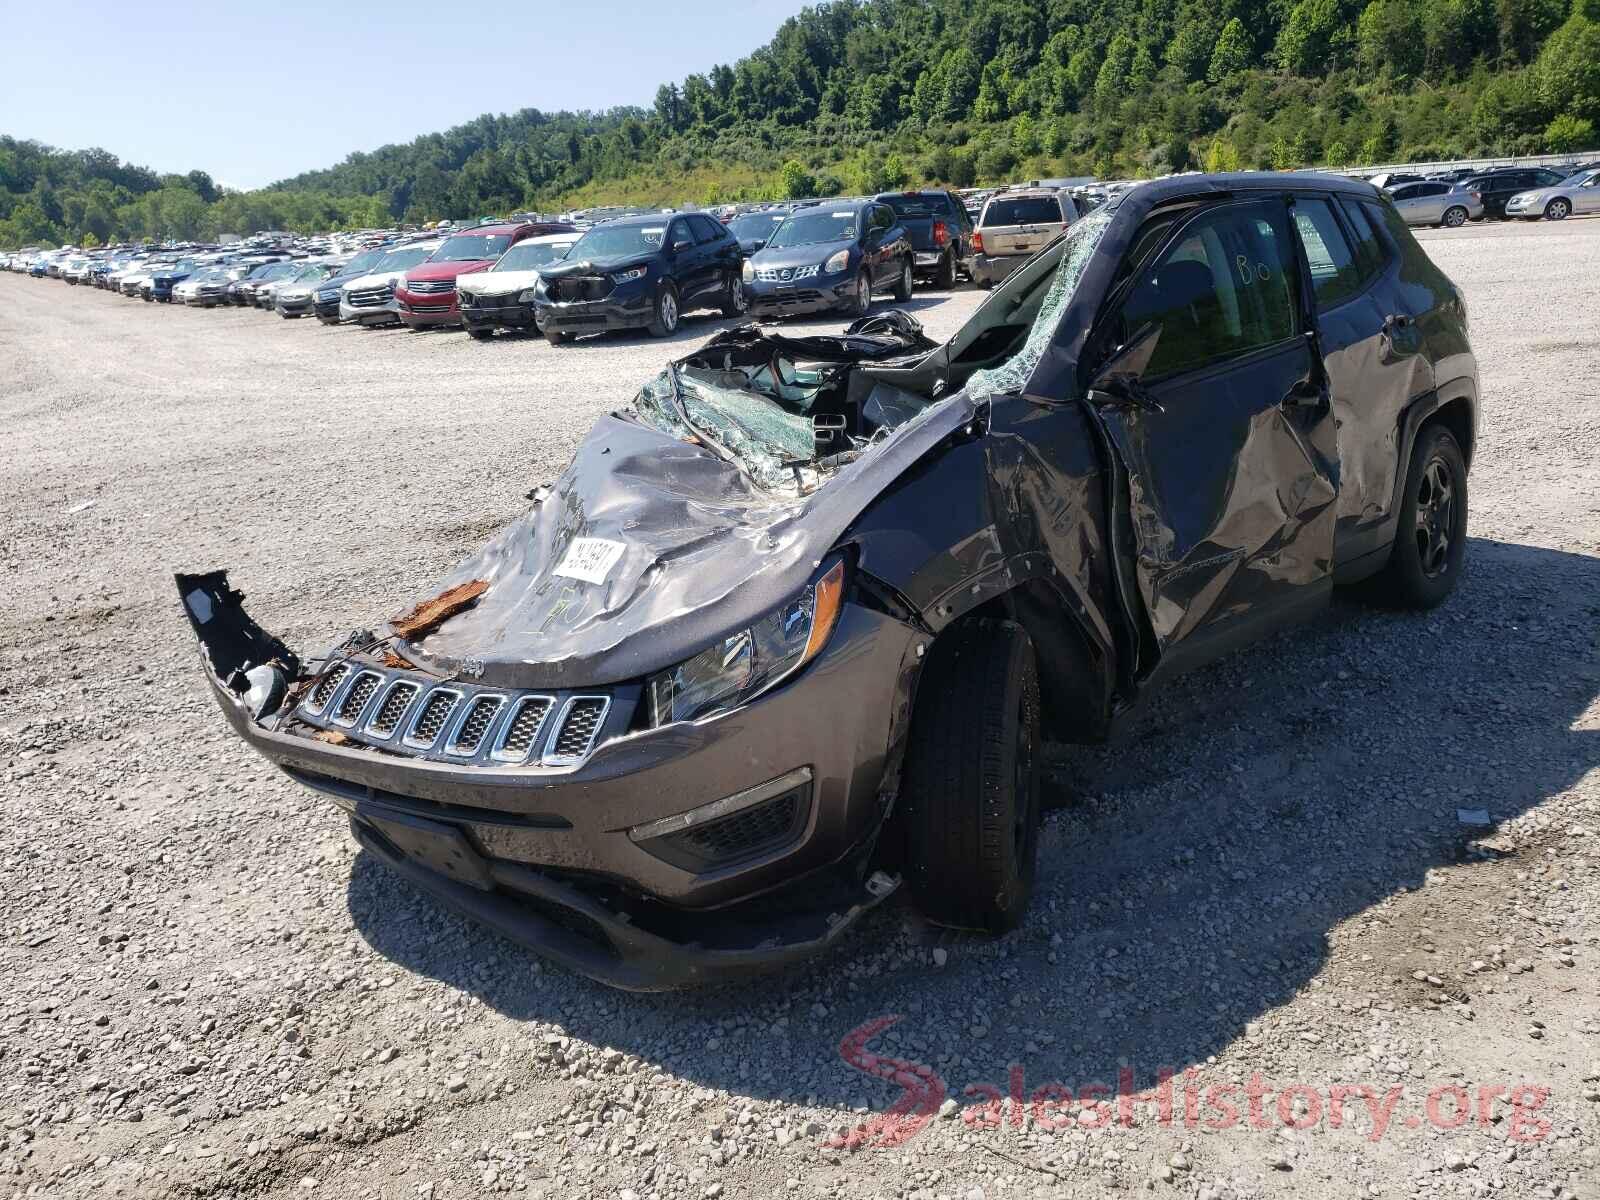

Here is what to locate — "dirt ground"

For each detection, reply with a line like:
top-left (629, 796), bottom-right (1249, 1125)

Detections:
top-left (1, 219), bottom-right (1597, 1200)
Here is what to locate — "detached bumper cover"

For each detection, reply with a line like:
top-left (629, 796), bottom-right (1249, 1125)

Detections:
top-left (174, 570), bottom-right (913, 990)
top-left (535, 288), bottom-right (653, 334)
top-left (461, 297), bottom-right (537, 331)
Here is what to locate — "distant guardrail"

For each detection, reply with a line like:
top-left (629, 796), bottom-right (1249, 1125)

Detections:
top-left (1342, 150), bottom-right (1600, 178)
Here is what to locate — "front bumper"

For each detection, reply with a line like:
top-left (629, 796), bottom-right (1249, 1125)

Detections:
top-left (175, 571), bottom-right (917, 989)
top-left (276, 297), bottom-right (314, 316)
top-left (460, 296), bottom-right (537, 331)
top-left (340, 297), bottom-right (401, 325)
top-left (746, 269), bottom-right (854, 316)
top-left (535, 280), bottom-right (652, 335)
top-left (396, 295), bottom-right (462, 328)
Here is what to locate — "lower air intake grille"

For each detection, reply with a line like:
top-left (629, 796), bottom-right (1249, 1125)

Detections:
top-left (494, 698), bottom-right (553, 762)
top-left (447, 695), bottom-right (502, 756)
top-left (368, 682), bottom-right (419, 737)
top-left (307, 663), bottom-right (350, 713)
top-left (405, 690), bottom-right (460, 748)
top-left (549, 698), bottom-right (607, 761)
top-left (334, 671), bottom-right (382, 725)
top-left (652, 787), bottom-right (809, 871)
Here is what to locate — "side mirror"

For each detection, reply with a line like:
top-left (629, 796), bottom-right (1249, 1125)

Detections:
top-left (751, 239), bottom-right (767, 252)
top-left (671, 239), bottom-right (693, 253)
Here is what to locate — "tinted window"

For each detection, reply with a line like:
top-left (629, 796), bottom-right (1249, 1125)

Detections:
top-left (1531, 169), bottom-right (1564, 185)
top-left (870, 205), bottom-right (892, 232)
top-left (1336, 198), bottom-right (1390, 278)
top-left (1119, 202), bottom-right (1299, 380)
top-left (880, 192), bottom-right (958, 218)
top-left (691, 215), bottom-right (724, 243)
top-left (728, 211), bottom-right (787, 241)
top-left (432, 234), bottom-right (513, 261)
top-left (982, 196), bottom-right (1063, 227)
top-left (667, 220), bottom-right (693, 248)
top-left (1421, 183), bottom-right (1448, 197)
top-left (1292, 198), bottom-right (1364, 309)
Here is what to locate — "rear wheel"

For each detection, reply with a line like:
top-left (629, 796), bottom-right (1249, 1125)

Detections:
top-left (647, 283), bottom-right (680, 337)
top-left (934, 250), bottom-right (957, 290)
top-left (467, 328), bottom-right (493, 341)
top-left (1371, 424), bottom-right (1468, 609)
top-left (892, 257), bottom-right (913, 302)
top-left (900, 620), bottom-right (1041, 934)
top-left (544, 329), bottom-right (569, 346)
top-left (1545, 198), bottom-right (1571, 221)
top-left (1441, 206), bottom-right (1468, 228)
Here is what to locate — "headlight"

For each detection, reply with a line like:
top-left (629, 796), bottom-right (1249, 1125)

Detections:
top-left (613, 266), bottom-right (647, 284)
top-left (645, 559), bottom-right (846, 727)
top-left (517, 287), bottom-right (539, 303)
top-left (741, 260), bottom-right (754, 283)
top-left (824, 249), bottom-right (851, 274)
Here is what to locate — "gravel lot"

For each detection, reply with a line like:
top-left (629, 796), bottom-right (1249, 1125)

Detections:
top-left (2, 219), bottom-right (1598, 1200)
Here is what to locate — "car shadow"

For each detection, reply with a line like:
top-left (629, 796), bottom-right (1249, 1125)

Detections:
top-left (346, 536), bottom-right (1600, 1116)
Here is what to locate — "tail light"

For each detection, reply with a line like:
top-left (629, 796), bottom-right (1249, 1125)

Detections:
top-left (972, 231), bottom-right (984, 254)
top-left (932, 220), bottom-right (949, 247)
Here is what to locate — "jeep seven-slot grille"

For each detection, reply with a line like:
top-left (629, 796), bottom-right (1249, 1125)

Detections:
top-left (368, 682), bottom-right (419, 737)
top-left (307, 663), bottom-right (351, 713)
top-left (495, 698), bottom-right (553, 761)
top-left (551, 699), bottom-right (607, 760)
top-left (447, 696), bottom-right (501, 756)
top-left (334, 671), bottom-right (381, 724)
top-left (405, 691), bottom-right (460, 748)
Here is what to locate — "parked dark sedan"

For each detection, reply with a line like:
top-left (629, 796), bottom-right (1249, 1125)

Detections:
top-left (311, 247), bottom-right (390, 324)
top-left (178, 173), bottom-right (1476, 991)
top-left (743, 199), bottom-right (914, 317)
top-left (534, 212), bottom-right (746, 344)
top-left (1460, 167), bottom-right (1568, 218)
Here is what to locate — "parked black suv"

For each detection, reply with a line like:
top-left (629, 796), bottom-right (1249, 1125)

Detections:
top-left (874, 189), bottom-right (973, 288)
top-left (1461, 167), bottom-right (1568, 218)
top-left (534, 213), bottom-right (745, 344)
top-left (743, 199), bottom-right (914, 317)
top-left (179, 174), bottom-right (1477, 990)
top-left (311, 247), bottom-right (391, 324)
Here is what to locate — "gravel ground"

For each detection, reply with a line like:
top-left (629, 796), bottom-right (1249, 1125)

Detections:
top-left (1, 220), bottom-right (1597, 1200)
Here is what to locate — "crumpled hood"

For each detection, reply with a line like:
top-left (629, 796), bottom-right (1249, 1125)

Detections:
top-left (386, 375), bottom-right (982, 689)
top-left (457, 267), bottom-right (544, 297)
top-left (542, 254), bottom-right (652, 280)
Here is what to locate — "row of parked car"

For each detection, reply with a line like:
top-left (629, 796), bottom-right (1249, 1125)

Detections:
top-left (1, 183), bottom-right (1104, 344)
top-left (1373, 162), bottom-right (1600, 226)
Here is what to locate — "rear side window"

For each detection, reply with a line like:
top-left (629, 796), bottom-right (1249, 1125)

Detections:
top-left (691, 215), bottom-right (724, 243)
top-left (1336, 198), bottom-right (1390, 278)
top-left (1291, 198), bottom-right (1364, 309)
top-left (982, 196), bottom-right (1062, 227)
top-left (1118, 201), bottom-right (1300, 380)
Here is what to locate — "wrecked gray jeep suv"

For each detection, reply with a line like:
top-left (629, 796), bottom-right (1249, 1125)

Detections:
top-left (179, 174), bottom-right (1477, 990)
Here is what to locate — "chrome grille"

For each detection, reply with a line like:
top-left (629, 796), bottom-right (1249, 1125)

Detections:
top-left (406, 278), bottom-right (454, 294)
top-left (446, 695), bottom-right (502, 757)
top-left (756, 264), bottom-right (820, 282)
top-left (334, 671), bottom-right (381, 725)
top-left (367, 681), bottom-right (419, 737)
top-left (548, 697), bottom-right (608, 763)
top-left (346, 286), bottom-right (391, 307)
top-left (404, 690), bottom-right (460, 749)
top-left (492, 697), bottom-right (553, 762)
top-left (305, 663), bottom-right (351, 714)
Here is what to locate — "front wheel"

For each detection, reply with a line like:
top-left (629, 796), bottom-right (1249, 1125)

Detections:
top-left (720, 271), bottom-right (748, 318)
top-left (1441, 206), bottom-right (1468, 228)
top-left (892, 257), bottom-right (913, 302)
top-left (1371, 424), bottom-right (1468, 608)
top-left (1545, 198), bottom-right (1571, 221)
top-left (899, 620), bottom-right (1041, 934)
top-left (544, 329), bottom-right (569, 346)
top-left (845, 270), bottom-right (872, 316)
top-left (647, 283), bottom-right (680, 337)
top-left (467, 328), bottom-right (493, 341)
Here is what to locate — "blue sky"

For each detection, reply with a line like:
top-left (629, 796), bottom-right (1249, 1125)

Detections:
top-left (2, 0), bottom-right (815, 189)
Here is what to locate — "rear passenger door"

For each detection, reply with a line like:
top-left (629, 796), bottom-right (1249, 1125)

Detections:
top-left (1287, 195), bottom-right (1413, 563)
top-left (1089, 198), bottom-right (1340, 672)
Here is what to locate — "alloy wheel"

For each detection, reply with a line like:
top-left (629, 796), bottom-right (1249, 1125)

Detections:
top-left (1414, 455), bottom-right (1456, 578)
top-left (1443, 207), bottom-right (1466, 227)
top-left (1547, 199), bottom-right (1570, 220)
top-left (660, 290), bottom-right (678, 332)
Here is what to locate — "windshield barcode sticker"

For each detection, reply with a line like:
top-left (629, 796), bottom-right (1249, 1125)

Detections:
top-left (554, 538), bottom-right (626, 584)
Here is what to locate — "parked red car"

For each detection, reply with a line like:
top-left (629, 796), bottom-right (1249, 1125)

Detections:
top-left (395, 221), bottom-right (576, 329)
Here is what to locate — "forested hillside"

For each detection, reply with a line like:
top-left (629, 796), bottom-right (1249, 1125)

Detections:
top-left (5, 0), bottom-right (1599, 246)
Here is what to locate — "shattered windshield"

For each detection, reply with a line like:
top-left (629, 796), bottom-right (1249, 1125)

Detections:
top-left (633, 368), bottom-right (818, 495)
top-left (963, 208), bottom-right (1112, 399)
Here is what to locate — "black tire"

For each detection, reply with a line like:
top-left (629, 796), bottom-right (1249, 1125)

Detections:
top-left (1544, 198), bottom-right (1571, 221)
top-left (1441, 206), bottom-right (1468, 228)
top-left (720, 270), bottom-right (748, 318)
top-left (467, 328), bottom-right (493, 341)
top-left (647, 282), bottom-right (680, 337)
top-left (544, 329), bottom-right (568, 346)
top-left (934, 250), bottom-right (957, 290)
top-left (845, 270), bottom-right (872, 317)
top-left (899, 620), bottom-right (1041, 934)
top-left (892, 257), bottom-right (913, 302)
top-left (1371, 424), bottom-right (1468, 609)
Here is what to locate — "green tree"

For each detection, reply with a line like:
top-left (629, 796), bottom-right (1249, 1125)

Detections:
top-left (1535, 10), bottom-right (1600, 121)
top-left (882, 153), bottom-right (910, 188)
top-left (1277, 0), bottom-right (1355, 75)
top-left (1357, 0), bottom-right (1426, 78)
top-left (777, 159), bottom-right (815, 199)
top-left (1204, 135), bottom-right (1244, 170)
top-left (1209, 18), bottom-right (1252, 82)
top-left (1544, 110), bottom-right (1596, 148)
